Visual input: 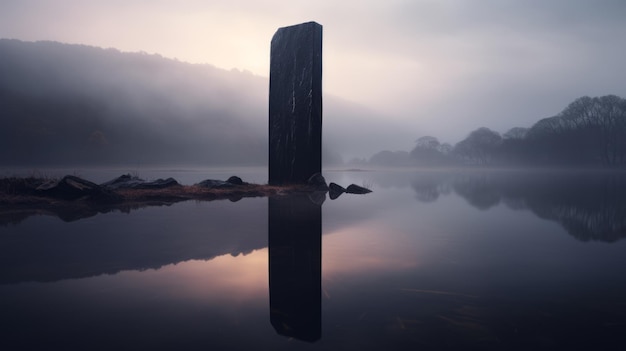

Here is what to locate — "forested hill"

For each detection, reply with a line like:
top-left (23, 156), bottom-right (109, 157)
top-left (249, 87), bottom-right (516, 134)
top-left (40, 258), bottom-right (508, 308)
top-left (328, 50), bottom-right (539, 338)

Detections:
top-left (366, 95), bottom-right (626, 168)
top-left (0, 39), bottom-right (272, 166)
top-left (1, 39), bottom-right (379, 167)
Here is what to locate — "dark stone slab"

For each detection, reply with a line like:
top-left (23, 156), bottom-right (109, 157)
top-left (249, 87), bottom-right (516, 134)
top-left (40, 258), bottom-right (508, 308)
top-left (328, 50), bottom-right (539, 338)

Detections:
top-left (269, 21), bottom-right (323, 185)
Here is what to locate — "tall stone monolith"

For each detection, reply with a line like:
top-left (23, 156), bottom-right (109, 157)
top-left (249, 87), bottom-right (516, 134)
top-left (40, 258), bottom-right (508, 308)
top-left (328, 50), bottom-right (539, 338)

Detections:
top-left (269, 22), bottom-right (323, 185)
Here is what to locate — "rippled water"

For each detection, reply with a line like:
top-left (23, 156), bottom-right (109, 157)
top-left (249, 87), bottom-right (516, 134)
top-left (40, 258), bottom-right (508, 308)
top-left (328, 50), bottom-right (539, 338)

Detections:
top-left (1, 169), bottom-right (626, 350)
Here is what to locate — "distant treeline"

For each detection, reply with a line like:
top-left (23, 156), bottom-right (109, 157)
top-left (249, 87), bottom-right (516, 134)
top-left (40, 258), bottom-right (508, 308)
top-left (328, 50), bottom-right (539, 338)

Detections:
top-left (362, 95), bottom-right (626, 168)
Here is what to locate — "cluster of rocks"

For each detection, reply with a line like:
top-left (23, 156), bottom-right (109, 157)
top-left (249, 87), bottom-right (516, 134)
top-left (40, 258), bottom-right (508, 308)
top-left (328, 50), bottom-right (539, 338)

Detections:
top-left (25, 173), bottom-right (371, 203)
top-left (32, 174), bottom-right (185, 202)
top-left (36, 175), bottom-right (122, 202)
top-left (100, 174), bottom-right (179, 190)
top-left (29, 174), bottom-right (254, 202)
top-left (306, 173), bottom-right (372, 200)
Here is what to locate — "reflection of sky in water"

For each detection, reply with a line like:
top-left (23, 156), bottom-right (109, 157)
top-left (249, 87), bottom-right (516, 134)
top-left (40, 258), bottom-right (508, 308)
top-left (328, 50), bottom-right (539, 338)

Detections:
top-left (2, 169), bottom-right (626, 349)
top-left (126, 250), bottom-right (269, 303)
top-left (323, 223), bottom-right (422, 277)
top-left (322, 186), bottom-right (626, 297)
top-left (9, 250), bottom-right (269, 305)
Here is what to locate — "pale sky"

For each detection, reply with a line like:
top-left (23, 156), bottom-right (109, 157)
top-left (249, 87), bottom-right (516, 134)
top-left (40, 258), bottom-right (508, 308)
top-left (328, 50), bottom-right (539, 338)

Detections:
top-left (2, 0), bottom-right (626, 145)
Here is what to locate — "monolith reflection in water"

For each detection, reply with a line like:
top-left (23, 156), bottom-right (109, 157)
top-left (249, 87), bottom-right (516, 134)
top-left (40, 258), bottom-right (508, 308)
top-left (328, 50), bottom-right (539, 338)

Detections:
top-left (268, 194), bottom-right (322, 342)
top-left (268, 21), bottom-right (323, 185)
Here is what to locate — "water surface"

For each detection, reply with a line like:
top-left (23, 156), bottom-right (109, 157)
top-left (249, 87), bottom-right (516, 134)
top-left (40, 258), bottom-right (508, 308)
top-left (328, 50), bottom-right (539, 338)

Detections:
top-left (1, 169), bottom-right (625, 350)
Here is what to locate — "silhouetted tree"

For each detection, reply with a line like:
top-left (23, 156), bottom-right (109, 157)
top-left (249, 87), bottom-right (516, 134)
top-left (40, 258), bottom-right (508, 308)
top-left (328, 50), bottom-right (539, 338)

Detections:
top-left (525, 95), bottom-right (626, 166)
top-left (453, 127), bottom-right (502, 165)
top-left (364, 95), bottom-right (626, 169)
top-left (503, 127), bottom-right (528, 140)
top-left (498, 127), bottom-right (531, 165)
top-left (410, 136), bottom-right (455, 166)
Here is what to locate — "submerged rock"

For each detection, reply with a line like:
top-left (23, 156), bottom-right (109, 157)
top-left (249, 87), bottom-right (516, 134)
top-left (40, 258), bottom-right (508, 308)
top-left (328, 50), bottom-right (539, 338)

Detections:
top-left (345, 184), bottom-right (372, 194)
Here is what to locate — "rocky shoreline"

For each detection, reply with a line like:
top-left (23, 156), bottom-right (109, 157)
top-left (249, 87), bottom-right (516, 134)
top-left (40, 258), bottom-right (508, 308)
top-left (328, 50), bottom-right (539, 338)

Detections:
top-left (1, 174), bottom-right (297, 206)
top-left (0, 173), bottom-right (372, 222)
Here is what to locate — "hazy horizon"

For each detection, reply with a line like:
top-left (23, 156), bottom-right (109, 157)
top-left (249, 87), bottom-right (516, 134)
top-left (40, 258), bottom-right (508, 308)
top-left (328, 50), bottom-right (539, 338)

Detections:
top-left (2, 1), bottom-right (626, 148)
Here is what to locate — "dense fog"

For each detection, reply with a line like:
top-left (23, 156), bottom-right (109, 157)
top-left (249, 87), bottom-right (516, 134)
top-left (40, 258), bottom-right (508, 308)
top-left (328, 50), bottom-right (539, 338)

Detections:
top-left (2, 39), bottom-right (626, 169)
top-left (0, 39), bottom-right (398, 167)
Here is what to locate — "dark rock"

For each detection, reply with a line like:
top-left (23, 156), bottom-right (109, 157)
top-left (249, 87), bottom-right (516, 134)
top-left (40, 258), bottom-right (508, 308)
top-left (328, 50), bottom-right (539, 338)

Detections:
top-left (328, 182), bottom-right (345, 192)
top-left (269, 22), bottom-right (323, 185)
top-left (346, 184), bottom-right (372, 194)
top-left (131, 177), bottom-right (179, 189)
top-left (36, 175), bottom-right (121, 202)
top-left (307, 173), bottom-right (328, 190)
top-left (101, 174), bottom-right (179, 190)
top-left (328, 182), bottom-right (345, 200)
top-left (226, 176), bottom-right (245, 185)
top-left (100, 174), bottom-right (144, 190)
top-left (196, 179), bottom-right (234, 189)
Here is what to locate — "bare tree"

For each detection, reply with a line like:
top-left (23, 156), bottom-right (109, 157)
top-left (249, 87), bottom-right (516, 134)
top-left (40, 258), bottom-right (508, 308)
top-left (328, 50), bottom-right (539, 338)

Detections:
top-left (410, 136), bottom-right (455, 166)
top-left (526, 95), bottom-right (626, 166)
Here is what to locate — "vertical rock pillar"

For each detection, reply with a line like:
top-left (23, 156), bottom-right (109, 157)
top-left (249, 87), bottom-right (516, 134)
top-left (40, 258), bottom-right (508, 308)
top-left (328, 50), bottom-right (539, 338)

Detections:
top-left (269, 22), bottom-right (323, 185)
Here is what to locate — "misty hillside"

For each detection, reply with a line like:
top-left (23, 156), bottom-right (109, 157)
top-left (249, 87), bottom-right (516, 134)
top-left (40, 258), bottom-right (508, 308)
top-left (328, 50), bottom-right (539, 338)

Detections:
top-left (366, 94), bottom-right (626, 168)
top-left (0, 39), bottom-right (387, 167)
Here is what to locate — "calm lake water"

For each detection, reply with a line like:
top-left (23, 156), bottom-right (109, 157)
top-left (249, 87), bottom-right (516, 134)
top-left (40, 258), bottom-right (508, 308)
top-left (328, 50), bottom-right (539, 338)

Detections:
top-left (1, 168), bottom-right (626, 350)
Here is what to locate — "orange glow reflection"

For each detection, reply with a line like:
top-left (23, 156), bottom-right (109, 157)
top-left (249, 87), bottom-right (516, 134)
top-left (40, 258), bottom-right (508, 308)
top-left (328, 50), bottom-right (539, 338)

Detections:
top-left (323, 219), bottom-right (421, 278)
top-left (116, 249), bottom-right (269, 303)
